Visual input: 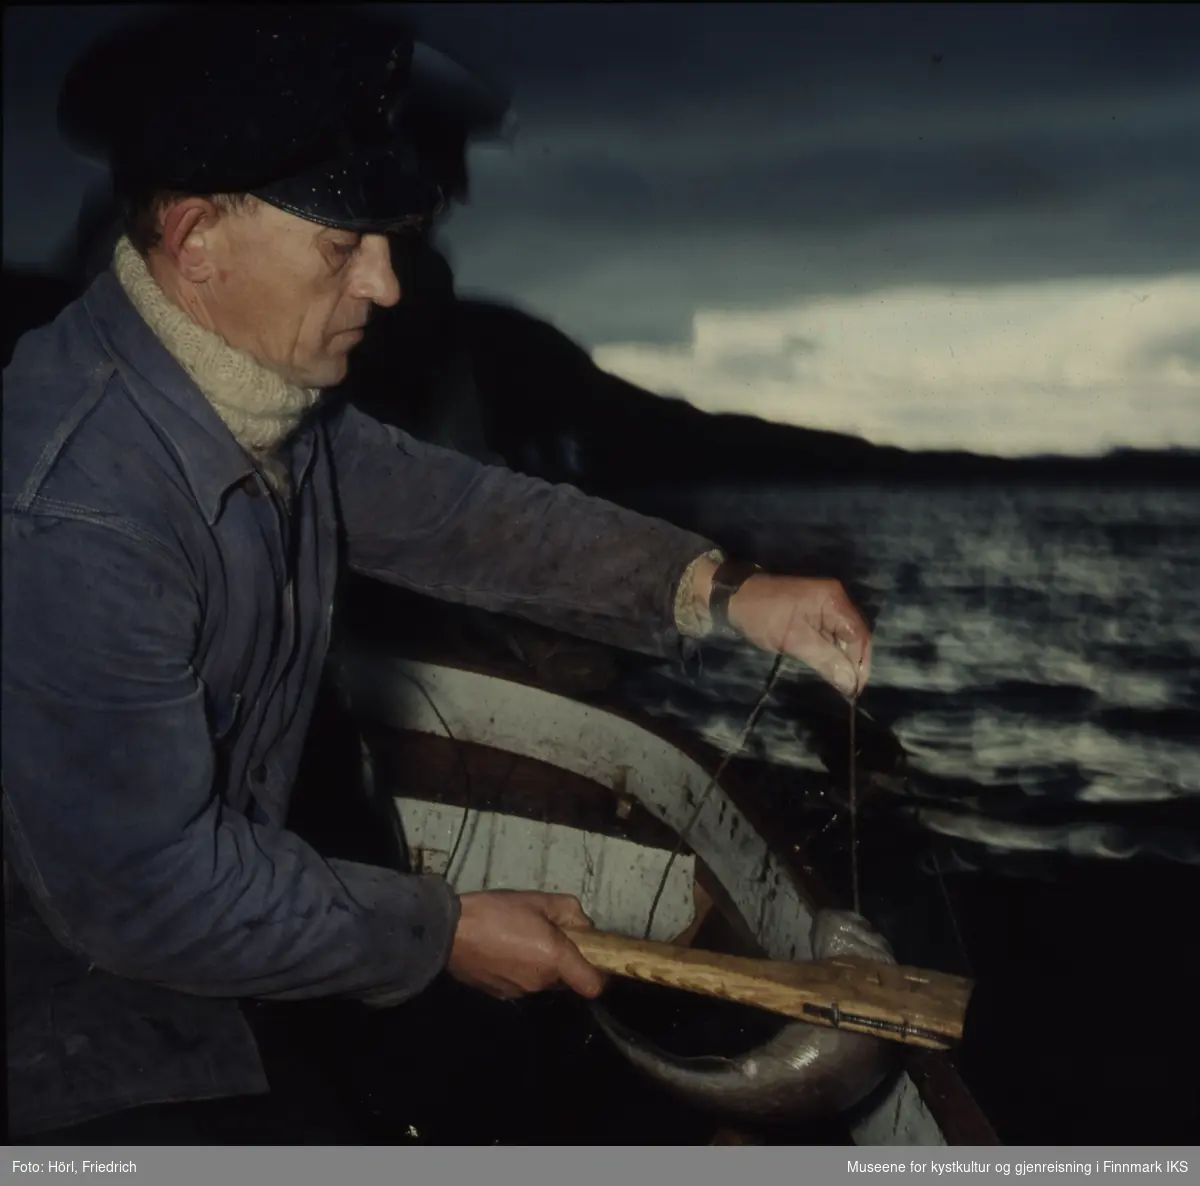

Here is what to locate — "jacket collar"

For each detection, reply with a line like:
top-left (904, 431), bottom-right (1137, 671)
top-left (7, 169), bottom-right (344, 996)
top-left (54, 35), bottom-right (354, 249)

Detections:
top-left (81, 268), bottom-right (320, 525)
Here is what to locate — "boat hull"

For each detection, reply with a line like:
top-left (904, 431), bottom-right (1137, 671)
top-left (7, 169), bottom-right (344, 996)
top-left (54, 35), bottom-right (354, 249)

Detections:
top-left (330, 643), bottom-right (997, 1146)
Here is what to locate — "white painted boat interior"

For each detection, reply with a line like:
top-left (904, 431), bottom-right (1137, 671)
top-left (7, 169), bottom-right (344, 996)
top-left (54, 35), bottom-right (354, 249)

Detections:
top-left (332, 648), bottom-right (949, 1146)
top-left (396, 798), bottom-right (698, 944)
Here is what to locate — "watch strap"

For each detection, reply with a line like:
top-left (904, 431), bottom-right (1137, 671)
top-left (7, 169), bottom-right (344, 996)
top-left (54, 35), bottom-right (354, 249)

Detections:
top-left (708, 559), bottom-right (763, 637)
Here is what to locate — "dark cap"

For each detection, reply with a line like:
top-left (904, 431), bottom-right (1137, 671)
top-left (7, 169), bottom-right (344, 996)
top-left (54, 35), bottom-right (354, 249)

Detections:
top-left (57, 5), bottom-right (511, 234)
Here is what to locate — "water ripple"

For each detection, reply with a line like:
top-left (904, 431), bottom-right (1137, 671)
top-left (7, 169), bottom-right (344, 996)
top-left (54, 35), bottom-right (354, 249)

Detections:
top-left (623, 482), bottom-right (1200, 869)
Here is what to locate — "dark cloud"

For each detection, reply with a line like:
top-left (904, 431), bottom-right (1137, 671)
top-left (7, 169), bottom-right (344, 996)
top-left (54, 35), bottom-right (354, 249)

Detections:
top-left (395, 5), bottom-right (1200, 347)
top-left (403, 4), bottom-right (1200, 109)
top-left (5, 3), bottom-right (1199, 356)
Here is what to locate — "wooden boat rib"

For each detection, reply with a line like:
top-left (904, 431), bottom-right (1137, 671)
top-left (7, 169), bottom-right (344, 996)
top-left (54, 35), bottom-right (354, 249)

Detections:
top-left (330, 638), bottom-right (998, 1147)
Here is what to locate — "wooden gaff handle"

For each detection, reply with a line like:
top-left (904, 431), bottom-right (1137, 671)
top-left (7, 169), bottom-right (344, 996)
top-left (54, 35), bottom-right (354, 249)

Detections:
top-left (568, 928), bottom-right (972, 1051)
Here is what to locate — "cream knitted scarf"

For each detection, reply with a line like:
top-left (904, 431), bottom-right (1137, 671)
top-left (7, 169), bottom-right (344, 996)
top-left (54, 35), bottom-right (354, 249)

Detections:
top-left (113, 235), bottom-right (321, 493)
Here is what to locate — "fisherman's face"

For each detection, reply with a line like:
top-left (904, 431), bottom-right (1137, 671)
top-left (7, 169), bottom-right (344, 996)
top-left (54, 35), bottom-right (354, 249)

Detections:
top-left (151, 197), bottom-right (401, 388)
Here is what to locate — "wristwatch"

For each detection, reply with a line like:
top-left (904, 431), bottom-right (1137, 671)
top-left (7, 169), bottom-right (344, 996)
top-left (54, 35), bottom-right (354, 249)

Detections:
top-left (708, 559), bottom-right (763, 638)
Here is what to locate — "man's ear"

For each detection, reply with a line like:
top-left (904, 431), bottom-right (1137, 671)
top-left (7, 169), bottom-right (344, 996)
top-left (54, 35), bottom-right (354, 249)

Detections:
top-left (157, 198), bottom-right (223, 283)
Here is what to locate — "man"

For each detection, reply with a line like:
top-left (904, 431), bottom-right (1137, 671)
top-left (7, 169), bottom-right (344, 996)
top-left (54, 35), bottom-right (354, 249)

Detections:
top-left (2, 7), bottom-right (872, 1140)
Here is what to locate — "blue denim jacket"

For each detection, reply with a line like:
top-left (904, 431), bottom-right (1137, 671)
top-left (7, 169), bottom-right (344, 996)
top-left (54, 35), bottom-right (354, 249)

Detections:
top-left (1, 268), bottom-right (714, 1134)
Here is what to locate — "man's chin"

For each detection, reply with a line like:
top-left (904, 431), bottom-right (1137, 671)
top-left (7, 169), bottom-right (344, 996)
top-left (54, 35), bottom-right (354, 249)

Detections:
top-left (301, 356), bottom-right (351, 391)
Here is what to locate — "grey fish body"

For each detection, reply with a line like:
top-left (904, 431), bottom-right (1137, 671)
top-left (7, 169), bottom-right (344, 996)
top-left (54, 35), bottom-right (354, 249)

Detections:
top-left (590, 909), bottom-right (900, 1121)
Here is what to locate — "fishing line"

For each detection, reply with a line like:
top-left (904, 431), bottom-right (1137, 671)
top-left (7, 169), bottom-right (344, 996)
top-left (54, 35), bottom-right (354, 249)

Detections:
top-left (642, 650), bottom-right (789, 941)
top-left (930, 844), bottom-right (974, 978)
top-left (642, 597), bottom-right (868, 941)
top-left (849, 693), bottom-right (861, 915)
top-left (389, 613), bottom-right (864, 946)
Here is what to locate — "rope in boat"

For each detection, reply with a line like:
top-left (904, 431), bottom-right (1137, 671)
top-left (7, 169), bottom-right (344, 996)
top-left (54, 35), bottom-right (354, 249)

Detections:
top-left (390, 666), bottom-right (477, 885)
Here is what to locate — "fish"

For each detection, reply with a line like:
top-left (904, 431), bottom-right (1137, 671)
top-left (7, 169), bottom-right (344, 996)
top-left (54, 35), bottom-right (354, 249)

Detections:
top-left (588, 908), bottom-right (899, 1121)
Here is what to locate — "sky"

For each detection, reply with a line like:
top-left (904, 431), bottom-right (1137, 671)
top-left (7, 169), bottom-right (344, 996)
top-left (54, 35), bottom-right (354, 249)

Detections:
top-left (4, 3), bottom-right (1198, 457)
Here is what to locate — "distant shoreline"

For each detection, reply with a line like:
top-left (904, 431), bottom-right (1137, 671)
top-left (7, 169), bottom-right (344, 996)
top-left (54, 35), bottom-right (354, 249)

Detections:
top-left (6, 264), bottom-right (1198, 489)
top-left (652, 442), bottom-right (1200, 488)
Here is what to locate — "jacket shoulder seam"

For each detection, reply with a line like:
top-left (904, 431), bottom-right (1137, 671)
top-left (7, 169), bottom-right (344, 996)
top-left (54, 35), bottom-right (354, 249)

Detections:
top-left (2, 494), bottom-right (182, 565)
top-left (10, 361), bottom-right (118, 513)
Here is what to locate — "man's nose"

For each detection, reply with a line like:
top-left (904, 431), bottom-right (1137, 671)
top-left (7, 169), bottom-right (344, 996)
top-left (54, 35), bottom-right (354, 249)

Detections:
top-left (354, 234), bottom-right (402, 307)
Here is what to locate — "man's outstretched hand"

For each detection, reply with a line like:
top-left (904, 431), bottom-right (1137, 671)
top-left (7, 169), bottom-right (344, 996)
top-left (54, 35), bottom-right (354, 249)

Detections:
top-left (447, 890), bottom-right (607, 1001)
top-left (727, 573), bottom-right (873, 698)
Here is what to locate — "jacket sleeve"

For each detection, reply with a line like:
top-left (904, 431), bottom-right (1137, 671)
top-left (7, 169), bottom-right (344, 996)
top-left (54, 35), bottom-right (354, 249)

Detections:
top-left (326, 401), bottom-right (719, 658)
top-left (0, 510), bottom-right (458, 1003)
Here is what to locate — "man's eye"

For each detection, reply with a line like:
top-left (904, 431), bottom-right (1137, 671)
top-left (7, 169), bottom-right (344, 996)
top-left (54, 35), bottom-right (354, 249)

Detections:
top-left (332, 240), bottom-right (360, 259)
